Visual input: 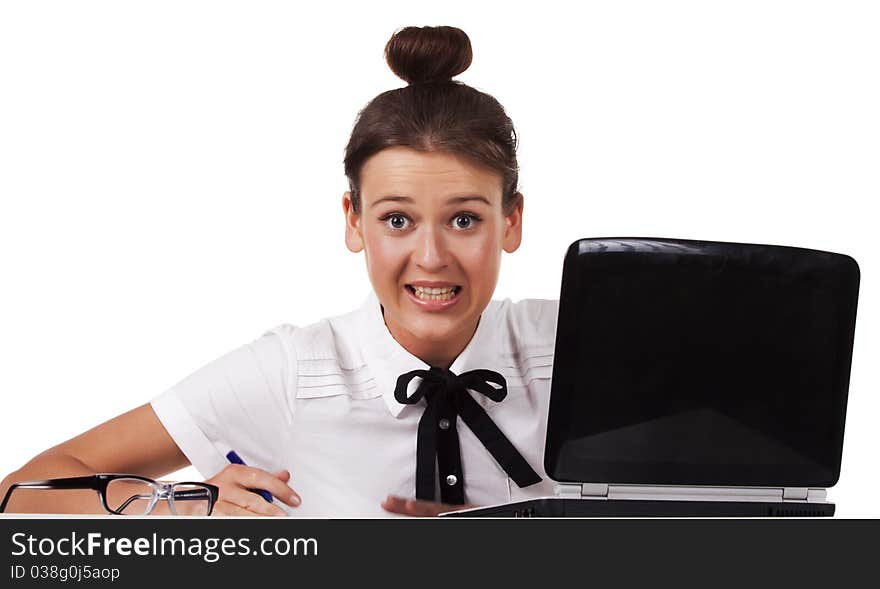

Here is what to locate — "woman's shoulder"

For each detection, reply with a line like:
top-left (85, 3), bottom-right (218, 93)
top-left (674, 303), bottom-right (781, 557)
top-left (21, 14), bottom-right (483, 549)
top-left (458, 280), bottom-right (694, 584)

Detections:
top-left (260, 304), bottom-right (366, 369)
top-left (491, 297), bottom-right (559, 356)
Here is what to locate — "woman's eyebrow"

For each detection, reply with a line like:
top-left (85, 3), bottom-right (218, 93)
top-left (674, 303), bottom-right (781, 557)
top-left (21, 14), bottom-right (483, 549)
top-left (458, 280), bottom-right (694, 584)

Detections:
top-left (447, 195), bottom-right (491, 206)
top-left (371, 195), bottom-right (492, 208)
top-left (371, 195), bottom-right (412, 208)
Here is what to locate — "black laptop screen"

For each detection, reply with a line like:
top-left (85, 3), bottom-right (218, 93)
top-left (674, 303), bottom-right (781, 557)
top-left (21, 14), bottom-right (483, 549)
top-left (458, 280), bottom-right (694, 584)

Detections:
top-left (545, 238), bottom-right (859, 488)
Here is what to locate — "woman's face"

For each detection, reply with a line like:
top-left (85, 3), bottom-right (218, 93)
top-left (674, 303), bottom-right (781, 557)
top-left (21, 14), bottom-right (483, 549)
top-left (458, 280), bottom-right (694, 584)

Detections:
top-left (343, 146), bottom-right (523, 367)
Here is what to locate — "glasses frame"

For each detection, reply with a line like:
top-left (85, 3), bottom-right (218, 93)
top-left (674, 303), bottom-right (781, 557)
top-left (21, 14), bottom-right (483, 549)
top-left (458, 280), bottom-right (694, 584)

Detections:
top-left (0, 474), bottom-right (219, 515)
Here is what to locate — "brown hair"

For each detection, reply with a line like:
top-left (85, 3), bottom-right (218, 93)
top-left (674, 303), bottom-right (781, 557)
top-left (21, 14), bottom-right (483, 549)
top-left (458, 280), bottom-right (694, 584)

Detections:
top-left (343, 26), bottom-right (520, 215)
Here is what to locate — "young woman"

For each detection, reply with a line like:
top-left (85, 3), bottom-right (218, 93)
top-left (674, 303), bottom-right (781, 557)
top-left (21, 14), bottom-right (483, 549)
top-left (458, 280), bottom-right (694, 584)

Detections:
top-left (0, 25), bottom-right (559, 517)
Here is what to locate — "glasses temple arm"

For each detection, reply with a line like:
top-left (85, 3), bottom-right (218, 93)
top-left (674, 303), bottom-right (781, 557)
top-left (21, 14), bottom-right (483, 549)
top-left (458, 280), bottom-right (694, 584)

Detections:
top-left (0, 476), bottom-right (106, 513)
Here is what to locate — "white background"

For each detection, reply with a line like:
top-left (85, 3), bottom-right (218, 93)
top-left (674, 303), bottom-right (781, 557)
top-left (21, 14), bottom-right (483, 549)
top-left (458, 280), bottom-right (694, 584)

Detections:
top-left (1, 1), bottom-right (877, 516)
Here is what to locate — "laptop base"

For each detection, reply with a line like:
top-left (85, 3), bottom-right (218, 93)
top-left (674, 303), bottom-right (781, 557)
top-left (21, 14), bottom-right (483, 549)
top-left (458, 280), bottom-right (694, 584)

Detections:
top-left (440, 497), bottom-right (836, 517)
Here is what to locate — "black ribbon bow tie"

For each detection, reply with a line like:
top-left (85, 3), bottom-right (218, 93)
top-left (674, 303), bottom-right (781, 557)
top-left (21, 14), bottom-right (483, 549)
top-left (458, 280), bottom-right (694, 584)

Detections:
top-left (394, 366), bottom-right (542, 505)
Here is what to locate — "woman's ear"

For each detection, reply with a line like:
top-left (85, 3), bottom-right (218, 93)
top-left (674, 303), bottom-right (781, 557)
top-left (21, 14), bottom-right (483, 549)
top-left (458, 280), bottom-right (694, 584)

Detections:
top-left (343, 191), bottom-right (365, 253)
top-left (502, 192), bottom-right (524, 253)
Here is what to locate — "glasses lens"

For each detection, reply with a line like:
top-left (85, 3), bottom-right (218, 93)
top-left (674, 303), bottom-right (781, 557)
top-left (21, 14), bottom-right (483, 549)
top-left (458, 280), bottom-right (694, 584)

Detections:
top-left (170, 484), bottom-right (212, 516)
top-left (106, 478), bottom-right (157, 515)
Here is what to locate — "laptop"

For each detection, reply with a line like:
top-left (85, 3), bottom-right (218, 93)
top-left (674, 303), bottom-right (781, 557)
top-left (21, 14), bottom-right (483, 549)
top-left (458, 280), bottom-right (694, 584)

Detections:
top-left (443, 237), bottom-right (860, 517)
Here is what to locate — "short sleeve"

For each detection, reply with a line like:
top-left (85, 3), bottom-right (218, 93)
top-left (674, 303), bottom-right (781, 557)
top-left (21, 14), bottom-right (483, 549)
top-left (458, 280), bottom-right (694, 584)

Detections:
top-left (150, 324), bottom-right (298, 479)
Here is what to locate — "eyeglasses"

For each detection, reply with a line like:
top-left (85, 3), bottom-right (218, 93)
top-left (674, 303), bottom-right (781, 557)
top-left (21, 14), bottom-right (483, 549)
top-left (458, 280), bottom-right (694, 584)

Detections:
top-left (0, 474), bottom-right (219, 516)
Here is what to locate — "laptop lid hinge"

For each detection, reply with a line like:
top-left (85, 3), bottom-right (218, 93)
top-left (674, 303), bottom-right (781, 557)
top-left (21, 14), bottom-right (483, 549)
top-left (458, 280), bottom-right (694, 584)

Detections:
top-left (783, 487), bottom-right (826, 502)
top-left (783, 487), bottom-right (809, 501)
top-left (556, 483), bottom-right (608, 499)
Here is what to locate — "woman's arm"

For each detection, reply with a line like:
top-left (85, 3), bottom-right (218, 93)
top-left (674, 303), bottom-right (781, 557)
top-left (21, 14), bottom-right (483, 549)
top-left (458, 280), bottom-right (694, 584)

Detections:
top-left (0, 404), bottom-right (302, 516)
top-left (0, 404), bottom-right (189, 513)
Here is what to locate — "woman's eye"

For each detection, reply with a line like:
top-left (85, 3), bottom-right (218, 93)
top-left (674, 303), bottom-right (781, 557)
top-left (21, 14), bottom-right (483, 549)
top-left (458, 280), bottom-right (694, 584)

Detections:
top-left (453, 214), bottom-right (480, 230)
top-left (383, 214), bottom-right (410, 231)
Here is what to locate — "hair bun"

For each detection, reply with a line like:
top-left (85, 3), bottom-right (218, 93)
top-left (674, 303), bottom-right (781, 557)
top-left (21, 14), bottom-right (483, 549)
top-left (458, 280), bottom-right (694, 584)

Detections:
top-left (385, 26), bottom-right (473, 85)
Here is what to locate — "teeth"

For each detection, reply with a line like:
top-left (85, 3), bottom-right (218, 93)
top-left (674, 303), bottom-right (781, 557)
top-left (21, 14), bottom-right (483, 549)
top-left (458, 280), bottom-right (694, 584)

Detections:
top-left (410, 285), bottom-right (459, 301)
top-left (414, 286), bottom-right (455, 294)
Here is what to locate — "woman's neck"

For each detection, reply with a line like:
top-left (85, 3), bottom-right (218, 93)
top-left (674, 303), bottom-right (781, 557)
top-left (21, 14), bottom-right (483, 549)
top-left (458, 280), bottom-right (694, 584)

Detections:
top-left (381, 308), bottom-right (480, 369)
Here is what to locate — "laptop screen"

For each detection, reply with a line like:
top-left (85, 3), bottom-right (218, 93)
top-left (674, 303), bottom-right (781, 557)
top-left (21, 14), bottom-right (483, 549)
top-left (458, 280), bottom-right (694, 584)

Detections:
top-left (545, 238), bottom-right (859, 488)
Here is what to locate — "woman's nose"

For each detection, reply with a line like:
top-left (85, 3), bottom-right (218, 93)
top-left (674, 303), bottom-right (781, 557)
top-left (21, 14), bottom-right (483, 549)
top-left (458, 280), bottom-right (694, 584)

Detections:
top-left (413, 227), bottom-right (450, 271)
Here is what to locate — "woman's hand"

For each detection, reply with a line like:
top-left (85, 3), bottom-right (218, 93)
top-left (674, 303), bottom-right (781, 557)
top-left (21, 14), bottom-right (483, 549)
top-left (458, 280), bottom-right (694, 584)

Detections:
top-left (381, 495), bottom-right (478, 517)
top-left (206, 465), bottom-right (301, 516)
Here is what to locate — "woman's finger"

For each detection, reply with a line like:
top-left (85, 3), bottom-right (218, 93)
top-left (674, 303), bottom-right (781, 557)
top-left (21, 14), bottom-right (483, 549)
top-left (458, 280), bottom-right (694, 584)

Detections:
top-left (228, 465), bottom-right (300, 507)
top-left (221, 487), bottom-right (288, 517)
top-left (241, 469), bottom-right (301, 507)
top-left (381, 496), bottom-right (441, 516)
top-left (381, 495), bottom-right (477, 517)
top-left (211, 501), bottom-right (258, 517)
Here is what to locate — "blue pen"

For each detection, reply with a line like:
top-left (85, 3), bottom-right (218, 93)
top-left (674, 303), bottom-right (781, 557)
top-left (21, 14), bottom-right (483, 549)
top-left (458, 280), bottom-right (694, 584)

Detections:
top-left (226, 450), bottom-right (274, 503)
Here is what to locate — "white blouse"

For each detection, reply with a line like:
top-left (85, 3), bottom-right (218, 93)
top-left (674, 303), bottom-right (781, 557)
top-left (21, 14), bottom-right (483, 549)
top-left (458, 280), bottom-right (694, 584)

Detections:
top-left (150, 290), bottom-right (559, 516)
